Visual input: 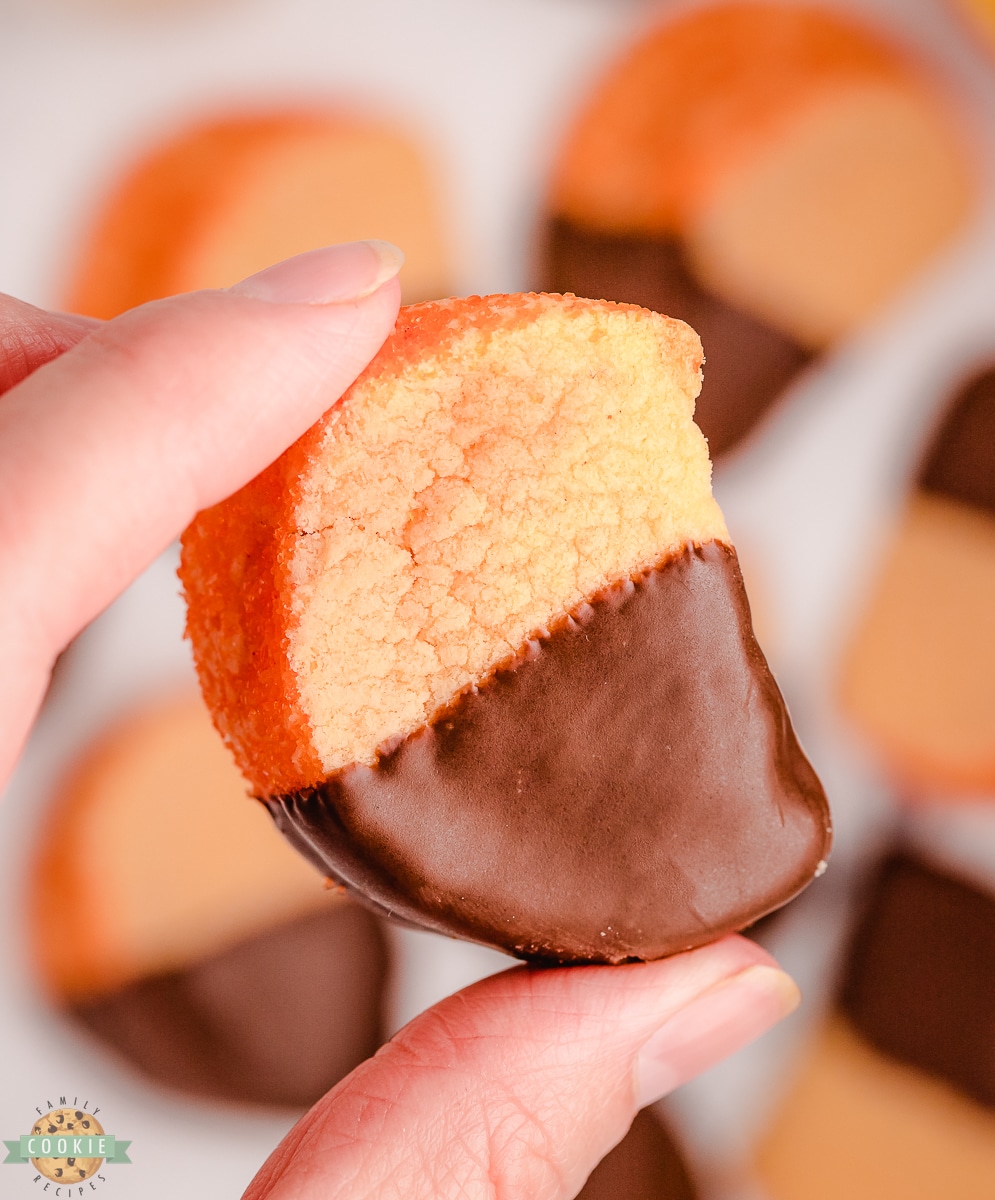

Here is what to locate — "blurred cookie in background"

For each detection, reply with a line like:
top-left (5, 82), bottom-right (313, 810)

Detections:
top-left (29, 694), bottom-right (390, 1108)
top-left (66, 110), bottom-right (452, 317)
top-left (841, 850), bottom-right (995, 1111)
top-left (27, 688), bottom-right (707, 1195)
top-left (542, 2), bottom-right (976, 459)
top-left (755, 843), bottom-right (995, 1199)
top-left (839, 365), bottom-right (995, 797)
top-left (952, 0), bottom-right (995, 57)
top-left (578, 1108), bottom-right (699, 1200)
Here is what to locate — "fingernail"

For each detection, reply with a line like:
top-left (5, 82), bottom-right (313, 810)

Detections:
top-left (230, 240), bottom-right (404, 304)
top-left (634, 965), bottom-right (799, 1108)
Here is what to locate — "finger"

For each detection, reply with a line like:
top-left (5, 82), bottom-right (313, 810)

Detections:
top-left (0, 240), bottom-right (403, 783)
top-left (246, 936), bottom-right (798, 1200)
top-left (0, 294), bottom-right (99, 396)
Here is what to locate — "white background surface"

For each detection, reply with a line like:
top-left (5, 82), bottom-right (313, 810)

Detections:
top-left (2, 0), bottom-right (995, 1196)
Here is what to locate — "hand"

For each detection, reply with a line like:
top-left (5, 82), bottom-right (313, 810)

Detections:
top-left (0, 240), bottom-right (402, 783)
top-left (0, 244), bottom-right (798, 1199)
top-left (246, 938), bottom-right (795, 1200)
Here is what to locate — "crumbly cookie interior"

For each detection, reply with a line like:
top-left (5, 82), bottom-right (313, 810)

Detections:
top-left (288, 300), bottom-right (727, 773)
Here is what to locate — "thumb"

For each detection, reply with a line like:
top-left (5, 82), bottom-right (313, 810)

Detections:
top-left (245, 936), bottom-right (798, 1200)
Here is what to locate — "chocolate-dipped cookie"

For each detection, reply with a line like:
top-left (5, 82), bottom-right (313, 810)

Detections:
top-left (755, 849), bottom-right (995, 1199)
top-left (29, 696), bottom-right (389, 1108)
top-left (543, 2), bottom-right (975, 458)
top-left (578, 1109), bottom-right (698, 1200)
top-left (66, 110), bottom-right (451, 316)
top-left (180, 292), bottom-right (831, 964)
top-left (840, 367), bottom-right (995, 795)
top-left (841, 851), bottom-right (995, 1106)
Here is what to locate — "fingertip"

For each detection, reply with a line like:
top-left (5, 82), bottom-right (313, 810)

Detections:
top-left (241, 938), bottom-right (797, 1200)
top-left (230, 240), bottom-right (405, 305)
top-left (633, 962), bottom-right (799, 1108)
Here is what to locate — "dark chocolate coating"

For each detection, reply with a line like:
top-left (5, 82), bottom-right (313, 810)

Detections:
top-left (543, 218), bottom-right (812, 458)
top-left (73, 904), bottom-right (388, 1108)
top-left (841, 851), bottom-right (995, 1110)
top-left (918, 366), bottom-right (995, 517)
top-left (268, 542), bottom-right (831, 964)
top-left (578, 1109), bottom-right (698, 1200)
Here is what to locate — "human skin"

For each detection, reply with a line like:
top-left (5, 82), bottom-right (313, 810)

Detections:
top-left (0, 242), bottom-right (797, 1199)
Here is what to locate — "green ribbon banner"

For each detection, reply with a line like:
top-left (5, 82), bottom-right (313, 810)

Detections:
top-left (3, 1135), bottom-right (131, 1164)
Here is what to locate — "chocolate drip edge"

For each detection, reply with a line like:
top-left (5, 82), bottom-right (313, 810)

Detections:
top-left (267, 541), bottom-right (832, 964)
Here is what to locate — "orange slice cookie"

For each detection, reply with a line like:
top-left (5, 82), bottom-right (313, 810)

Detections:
top-left (29, 695), bottom-right (389, 1107)
top-left (840, 367), bottom-right (995, 796)
top-left (180, 292), bottom-right (831, 963)
top-left (756, 851), bottom-right (995, 1199)
top-left (66, 110), bottom-right (451, 317)
top-left (757, 1019), bottom-right (995, 1200)
top-left (578, 1109), bottom-right (698, 1200)
top-left (544, 2), bottom-right (975, 457)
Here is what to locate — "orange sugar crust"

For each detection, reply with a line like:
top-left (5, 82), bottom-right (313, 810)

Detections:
top-left (551, 2), bottom-right (915, 233)
top-left (180, 443), bottom-right (322, 798)
top-left (181, 293), bottom-right (699, 796)
top-left (353, 291), bottom-right (658, 386)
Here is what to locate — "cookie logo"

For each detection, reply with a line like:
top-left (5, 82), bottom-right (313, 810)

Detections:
top-left (3, 1099), bottom-right (131, 1191)
top-left (28, 1109), bottom-right (105, 1184)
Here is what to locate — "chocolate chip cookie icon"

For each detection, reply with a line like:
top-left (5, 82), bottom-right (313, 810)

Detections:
top-left (29, 1108), bottom-right (105, 1183)
top-left (3, 1102), bottom-right (129, 1182)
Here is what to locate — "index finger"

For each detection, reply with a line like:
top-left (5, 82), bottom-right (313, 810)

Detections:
top-left (0, 294), bottom-right (98, 396)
